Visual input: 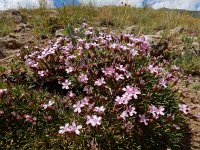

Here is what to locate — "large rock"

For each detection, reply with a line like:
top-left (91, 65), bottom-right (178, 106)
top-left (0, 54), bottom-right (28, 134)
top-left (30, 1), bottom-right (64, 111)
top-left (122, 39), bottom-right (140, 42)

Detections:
top-left (0, 37), bottom-right (23, 49)
top-left (123, 25), bottom-right (137, 34)
top-left (169, 26), bottom-right (184, 36)
top-left (14, 23), bottom-right (32, 33)
top-left (145, 35), bottom-right (169, 58)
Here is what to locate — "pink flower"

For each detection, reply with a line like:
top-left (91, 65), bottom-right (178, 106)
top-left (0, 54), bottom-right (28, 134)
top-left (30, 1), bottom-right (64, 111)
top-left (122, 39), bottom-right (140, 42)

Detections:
top-left (68, 91), bottom-right (75, 97)
top-left (70, 122), bottom-right (82, 135)
top-left (120, 111), bottom-right (129, 120)
top-left (126, 106), bottom-right (137, 116)
top-left (139, 114), bottom-right (149, 125)
top-left (149, 105), bottom-right (158, 118)
top-left (59, 122), bottom-right (82, 135)
top-left (130, 49), bottom-right (138, 57)
top-left (86, 115), bottom-right (102, 126)
top-left (94, 78), bottom-right (105, 86)
top-left (149, 105), bottom-right (165, 118)
top-left (172, 65), bottom-right (179, 71)
top-left (122, 86), bottom-right (141, 99)
top-left (109, 43), bottom-right (118, 49)
top-left (38, 70), bottom-right (46, 77)
top-left (65, 66), bottom-right (74, 73)
top-left (78, 74), bottom-right (88, 83)
top-left (81, 97), bottom-right (89, 106)
top-left (94, 106), bottom-right (105, 113)
top-left (116, 65), bottom-right (127, 72)
top-left (159, 78), bottom-right (167, 88)
top-left (42, 100), bottom-right (55, 109)
top-left (156, 106), bottom-right (165, 116)
top-left (59, 123), bottom-right (70, 134)
top-left (179, 104), bottom-right (190, 114)
top-left (102, 67), bottom-right (115, 76)
top-left (73, 101), bottom-right (85, 113)
top-left (147, 65), bottom-right (162, 74)
top-left (114, 73), bottom-right (124, 81)
top-left (61, 79), bottom-right (72, 90)
top-left (115, 93), bottom-right (132, 105)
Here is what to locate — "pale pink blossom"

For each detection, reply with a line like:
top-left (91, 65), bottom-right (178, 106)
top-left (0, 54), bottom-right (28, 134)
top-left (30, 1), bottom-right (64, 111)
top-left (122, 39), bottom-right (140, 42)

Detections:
top-left (147, 65), bottom-right (162, 74)
top-left (179, 104), bottom-right (190, 114)
top-left (120, 111), bottom-right (129, 120)
top-left (59, 122), bottom-right (82, 135)
top-left (114, 73), bottom-right (125, 81)
top-left (38, 70), bottom-right (46, 77)
top-left (149, 105), bottom-right (165, 118)
top-left (42, 100), bottom-right (55, 109)
top-left (172, 65), bottom-right (179, 71)
top-left (116, 65), bottom-right (127, 72)
top-left (102, 67), bottom-right (115, 76)
top-left (68, 91), bottom-right (75, 97)
top-left (94, 78), bottom-right (105, 86)
top-left (122, 86), bottom-right (141, 99)
top-left (73, 101), bottom-right (85, 113)
top-left (139, 114), bottom-right (149, 125)
top-left (124, 71), bottom-right (131, 78)
top-left (78, 74), bottom-right (88, 83)
top-left (149, 105), bottom-right (157, 118)
top-left (59, 123), bottom-right (70, 134)
top-left (94, 106), bottom-right (105, 113)
top-left (86, 115), bottom-right (102, 126)
top-left (159, 78), bottom-right (167, 88)
top-left (109, 43), bottom-right (118, 49)
top-left (130, 49), bottom-right (138, 56)
top-left (126, 106), bottom-right (137, 116)
top-left (61, 79), bottom-right (72, 90)
top-left (65, 66), bottom-right (74, 73)
top-left (115, 93), bottom-right (132, 105)
top-left (81, 97), bottom-right (89, 106)
top-left (156, 106), bottom-right (165, 116)
top-left (70, 122), bottom-right (82, 135)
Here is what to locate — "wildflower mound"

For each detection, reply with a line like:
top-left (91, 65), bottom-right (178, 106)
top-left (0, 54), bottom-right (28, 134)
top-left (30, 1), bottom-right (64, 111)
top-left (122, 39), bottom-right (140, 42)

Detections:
top-left (0, 24), bottom-right (190, 149)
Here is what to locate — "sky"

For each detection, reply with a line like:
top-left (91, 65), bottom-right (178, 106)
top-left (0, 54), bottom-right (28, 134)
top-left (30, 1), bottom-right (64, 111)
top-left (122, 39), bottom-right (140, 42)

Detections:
top-left (0, 0), bottom-right (200, 11)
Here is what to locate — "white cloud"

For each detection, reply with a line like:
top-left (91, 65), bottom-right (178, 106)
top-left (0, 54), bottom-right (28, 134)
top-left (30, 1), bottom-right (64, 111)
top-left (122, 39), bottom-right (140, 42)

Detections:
top-left (145, 0), bottom-right (200, 11)
top-left (0, 0), bottom-right (200, 11)
top-left (81, 0), bottom-right (200, 11)
top-left (0, 0), bottom-right (54, 10)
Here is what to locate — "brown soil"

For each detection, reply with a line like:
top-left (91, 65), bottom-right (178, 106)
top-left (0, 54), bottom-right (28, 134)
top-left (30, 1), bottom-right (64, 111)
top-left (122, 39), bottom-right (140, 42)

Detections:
top-left (179, 76), bottom-right (200, 150)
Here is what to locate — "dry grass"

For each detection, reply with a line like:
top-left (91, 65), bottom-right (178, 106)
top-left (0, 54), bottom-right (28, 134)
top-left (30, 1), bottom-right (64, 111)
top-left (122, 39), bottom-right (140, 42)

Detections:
top-left (1, 6), bottom-right (200, 37)
top-left (18, 6), bottom-right (200, 36)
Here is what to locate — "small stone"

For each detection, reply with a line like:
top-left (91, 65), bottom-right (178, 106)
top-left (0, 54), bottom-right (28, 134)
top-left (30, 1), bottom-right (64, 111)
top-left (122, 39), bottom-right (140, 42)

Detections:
top-left (9, 33), bottom-right (18, 38)
top-left (1, 37), bottom-right (23, 49)
top-left (192, 42), bottom-right (200, 56)
top-left (14, 27), bottom-right (22, 33)
top-left (55, 29), bottom-right (65, 37)
top-left (97, 27), bottom-right (109, 32)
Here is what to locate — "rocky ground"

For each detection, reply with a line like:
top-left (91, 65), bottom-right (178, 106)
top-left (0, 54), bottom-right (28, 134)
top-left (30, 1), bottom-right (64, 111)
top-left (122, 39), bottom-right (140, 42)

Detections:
top-left (0, 10), bottom-right (200, 150)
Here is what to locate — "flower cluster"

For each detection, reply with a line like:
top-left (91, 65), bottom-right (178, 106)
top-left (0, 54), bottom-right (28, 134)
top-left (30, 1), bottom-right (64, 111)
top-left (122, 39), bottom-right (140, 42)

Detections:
top-left (18, 23), bottom-right (189, 149)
